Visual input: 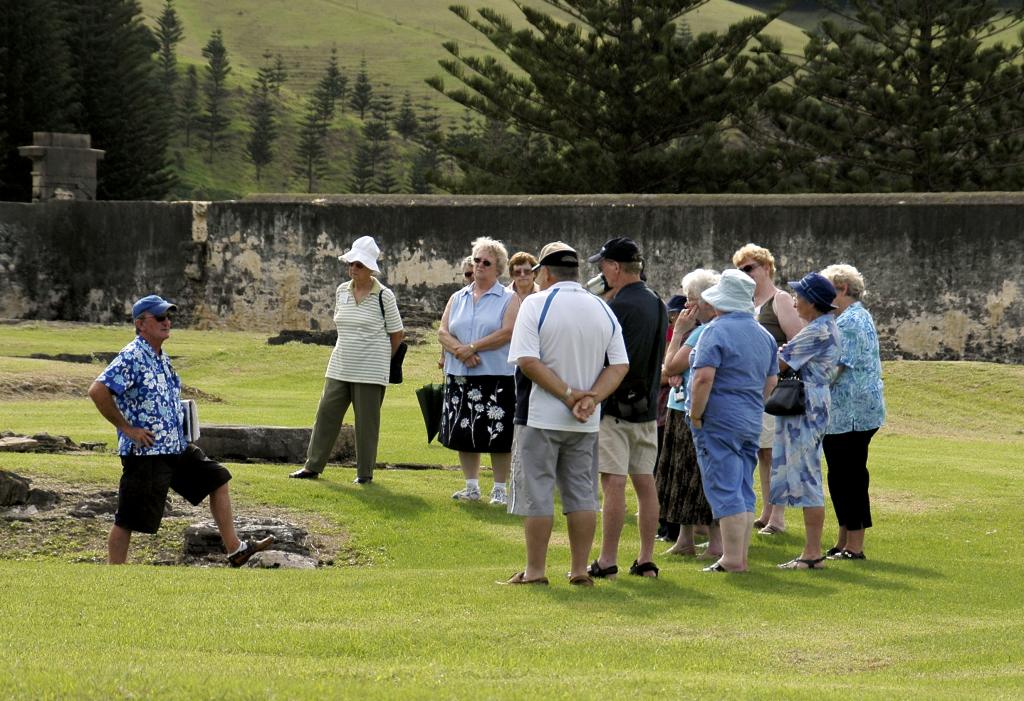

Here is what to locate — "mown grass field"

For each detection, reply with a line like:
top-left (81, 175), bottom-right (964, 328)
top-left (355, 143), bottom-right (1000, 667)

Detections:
top-left (1, 322), bottom-right (1022, 699)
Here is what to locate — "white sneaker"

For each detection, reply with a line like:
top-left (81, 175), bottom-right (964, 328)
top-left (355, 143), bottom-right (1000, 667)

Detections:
top-left (452, 486), bottom-right (481, 501)
top-left (489, 487), bottom-right (507, 506)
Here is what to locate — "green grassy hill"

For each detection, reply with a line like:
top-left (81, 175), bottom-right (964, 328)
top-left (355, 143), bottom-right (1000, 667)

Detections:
top-left (138, 0), bottom-right (809, 199)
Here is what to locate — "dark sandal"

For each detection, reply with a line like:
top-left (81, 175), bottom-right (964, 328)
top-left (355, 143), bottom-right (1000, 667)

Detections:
top-left (288, 469), bottom-right (319, 480)
top-left (586, 559), bottom-right (618, 579)
top-left (628, 559), bottom-right (659, 578)
top-left (568, 574), bottom-right (594, 587)
top-left (500, 571), bottom-right (549, 585)
top-left (753, 519), bottom-right (767, 530)
top-left (825, 546), bottom-right (845, 558)
top-left (778, 556), bottom-right (826, 570)
top-left (838, 550), bottom-right (866, 560)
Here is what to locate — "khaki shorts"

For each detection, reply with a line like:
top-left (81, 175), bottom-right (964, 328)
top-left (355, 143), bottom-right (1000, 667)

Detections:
top-left (597, 416), bottom-right (658, 475)
top-left (759, 412), bottom-right (776, 450)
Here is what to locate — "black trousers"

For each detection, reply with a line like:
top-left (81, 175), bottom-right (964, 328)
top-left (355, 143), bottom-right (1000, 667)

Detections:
top-left (823, 428), bottom-right (878, 531)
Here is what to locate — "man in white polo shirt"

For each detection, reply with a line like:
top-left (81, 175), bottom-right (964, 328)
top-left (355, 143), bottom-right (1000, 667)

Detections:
top-left (503, 242), bottom-right (629, 586)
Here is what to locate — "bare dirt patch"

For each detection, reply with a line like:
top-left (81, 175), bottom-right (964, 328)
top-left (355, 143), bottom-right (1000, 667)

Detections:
top-left (0, 370), bottom-right (220, 403)
top-left (0, 473), bottom-right (360, 567)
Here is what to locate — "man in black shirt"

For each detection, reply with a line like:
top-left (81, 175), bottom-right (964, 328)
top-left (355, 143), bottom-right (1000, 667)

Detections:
top-left (586, 238), bottom-right (668, 579)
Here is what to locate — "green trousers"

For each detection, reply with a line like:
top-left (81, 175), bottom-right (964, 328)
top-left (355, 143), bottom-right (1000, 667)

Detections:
top-left (305, 378), bottom-right (386, 479)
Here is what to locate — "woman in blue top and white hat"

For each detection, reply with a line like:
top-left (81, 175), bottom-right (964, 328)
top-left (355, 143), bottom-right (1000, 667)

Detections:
top-left (772, 272), bottom-right (841, 569)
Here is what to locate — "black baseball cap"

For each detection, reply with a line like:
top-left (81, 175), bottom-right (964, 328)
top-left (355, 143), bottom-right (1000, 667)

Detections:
top-left (587, 237), bottom-right (642, 264)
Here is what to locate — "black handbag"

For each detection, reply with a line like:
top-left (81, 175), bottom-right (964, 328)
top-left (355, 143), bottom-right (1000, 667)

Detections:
top-left (378, 290), bottom-right (406, 385)
top-left (764, 371), bottom-right (805, 416)
top-left (389, 341), bottom-right (408, 384)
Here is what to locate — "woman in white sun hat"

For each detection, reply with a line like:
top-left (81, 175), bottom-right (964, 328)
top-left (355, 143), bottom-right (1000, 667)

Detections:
top-left (290, 236), bottom-right (404, 484)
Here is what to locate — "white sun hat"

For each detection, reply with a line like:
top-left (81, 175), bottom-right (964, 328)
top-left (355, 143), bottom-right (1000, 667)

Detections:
top-left (701, 268), bottom-right (756, 314)
top-left (338, 235), bottom-right (381, 272)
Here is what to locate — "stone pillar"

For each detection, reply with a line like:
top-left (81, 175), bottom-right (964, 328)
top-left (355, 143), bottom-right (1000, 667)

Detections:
top-left (17, 132), bottom-right (105, 202)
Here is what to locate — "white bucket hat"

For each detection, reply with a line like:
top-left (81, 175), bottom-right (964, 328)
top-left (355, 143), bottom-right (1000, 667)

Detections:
top-left (338, 235), bottom-right (381, 272)
top-left (701, 268), bottom-right (756, 314)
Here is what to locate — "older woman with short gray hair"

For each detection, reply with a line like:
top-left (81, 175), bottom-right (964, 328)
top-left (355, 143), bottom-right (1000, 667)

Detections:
top-left (820, 264), bottom-right (885, 561)
top-left (657, 268), bottom-right (722, 559)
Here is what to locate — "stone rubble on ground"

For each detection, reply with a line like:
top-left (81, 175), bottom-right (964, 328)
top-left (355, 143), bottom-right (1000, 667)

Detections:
top-left (246, 551), bottom-right (318, 569)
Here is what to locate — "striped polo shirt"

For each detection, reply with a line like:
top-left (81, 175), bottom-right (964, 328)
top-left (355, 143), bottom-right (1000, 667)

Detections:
top-left (325, 278), bottom-right (404, 386)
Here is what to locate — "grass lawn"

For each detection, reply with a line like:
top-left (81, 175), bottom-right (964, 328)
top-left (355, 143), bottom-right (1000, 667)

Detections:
top-left (1, 322), bottom-right (1022, 698)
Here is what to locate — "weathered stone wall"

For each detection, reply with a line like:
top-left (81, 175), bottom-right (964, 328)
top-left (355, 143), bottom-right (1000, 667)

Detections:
top-left (2, 194), bottom-right (1022, 362)
top-left (0, 201), bottom-right (196, 322)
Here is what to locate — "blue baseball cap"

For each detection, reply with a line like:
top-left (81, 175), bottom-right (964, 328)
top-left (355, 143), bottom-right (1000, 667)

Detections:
top-left (666, 294), bottom-right (687, 313)
top-left (132, 294), bottom-right (178, 319)
top-left (788, 272), bottom-right (837, 310)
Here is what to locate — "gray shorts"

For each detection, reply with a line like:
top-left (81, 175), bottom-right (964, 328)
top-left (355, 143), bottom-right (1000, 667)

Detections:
top-left (508, 425), bottom-right (600, 517)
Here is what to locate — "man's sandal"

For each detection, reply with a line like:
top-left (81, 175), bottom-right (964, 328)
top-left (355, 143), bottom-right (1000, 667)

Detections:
top-left (586, 559), bottom-right (618, 579)
top-left (568, 574), bottom-right (594, 587)
top-left (628, 560), bottom-right (659, 578)
top-left (778, 556), bottom-right (826, 570)
top-left (499, 571), bottom-right (549, 585)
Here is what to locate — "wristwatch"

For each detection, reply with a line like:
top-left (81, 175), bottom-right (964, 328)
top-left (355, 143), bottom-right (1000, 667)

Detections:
top-left (563, 386), bottom-right (573, 400)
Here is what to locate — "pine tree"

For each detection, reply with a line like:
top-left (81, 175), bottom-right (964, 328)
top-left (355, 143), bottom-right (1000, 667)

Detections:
top-left (180, 65), bottom-right (199, 147)
top-left (376, 160), bottom-right (399, 193)
top-left (372, 89), bottom-right (394, 129)
top-left (349, 58), bottom-right (374, 120)
top-left (294, 101), bottom-right (327, 193)
top-left (0, 0), bottom-right (76, 200)
top-left (245, 61), bottom-right (278, 184)
top-left (62, 0), bottom-right (176, 199)
top-left (199, 29), bottom-right (232, 164)
top-left (349, 139), bottom-right (375, 193)
top-left (764, 0), bottom-right (1024, 192)
top-left (408, 150), bottom-right (433, 194)
top-left (313, 48), bottom-right (346, 128)
top-left (154, 0), bottom-right (184, 91)
top-left (427, 0), bottom-right (792, 193)
top-left (395, 91), bottom-right (419, 140)
top-left (271, 53), bottom-right (288, 96)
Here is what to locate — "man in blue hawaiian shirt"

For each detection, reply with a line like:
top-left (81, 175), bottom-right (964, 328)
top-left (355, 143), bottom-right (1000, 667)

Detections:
top-left (88, 294), bottom-right (273, 566)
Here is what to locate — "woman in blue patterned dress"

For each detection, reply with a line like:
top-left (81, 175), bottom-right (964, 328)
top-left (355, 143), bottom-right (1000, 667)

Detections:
top-left (820, 264), bottom-right (885, 560)
top-left (771, 272), bottom-right (841, 570)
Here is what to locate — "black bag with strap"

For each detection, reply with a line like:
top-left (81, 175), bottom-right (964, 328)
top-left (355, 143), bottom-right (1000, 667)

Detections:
top-left (378, 289), bottom-right (407, 385)
top-left (764, 369), bottom-right (805, 416)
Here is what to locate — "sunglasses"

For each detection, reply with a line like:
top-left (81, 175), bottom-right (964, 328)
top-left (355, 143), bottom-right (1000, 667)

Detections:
top-left (473, 257), bottom-right (493, 267)
top-left (513, 268), bottom-right (534, 277)
top-left (348, 261), bottom-right (366, 270)
top-left (148, 313), bottom-right (172, 322)
top-left (739, 263), bottom-right (759, 274)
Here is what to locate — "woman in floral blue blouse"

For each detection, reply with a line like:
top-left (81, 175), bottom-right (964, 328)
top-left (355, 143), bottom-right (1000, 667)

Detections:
top-left (771, 273), bottom-right (841, 570)
top-left (820, 264), bottom-right (885, 561)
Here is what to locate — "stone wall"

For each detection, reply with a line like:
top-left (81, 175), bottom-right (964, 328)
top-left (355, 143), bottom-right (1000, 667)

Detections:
top-left (2, 194), bottom-right (1022, 362)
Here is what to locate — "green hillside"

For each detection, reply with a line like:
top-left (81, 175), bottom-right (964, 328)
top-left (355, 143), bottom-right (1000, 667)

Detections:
top-left (138, 0), bottom-right (809, 199)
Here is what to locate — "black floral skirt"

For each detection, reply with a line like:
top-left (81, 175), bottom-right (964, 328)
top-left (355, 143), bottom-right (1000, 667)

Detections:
top-left (655, 408), bottom-right (715, 526)
top-left (440, 374), bottom-right (515, 453)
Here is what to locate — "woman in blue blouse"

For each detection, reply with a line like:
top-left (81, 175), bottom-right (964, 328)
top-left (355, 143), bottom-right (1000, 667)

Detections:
top-left (820, 264), bottom-right (885, 560)
top-left (771, 273), bottom-right (841, 570)
top-left (438, 237), bottom-right (520, 505)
